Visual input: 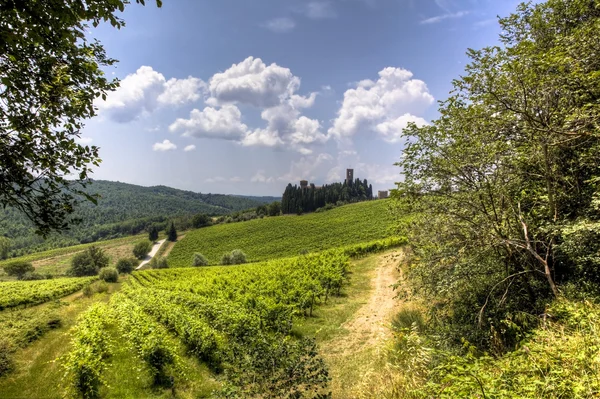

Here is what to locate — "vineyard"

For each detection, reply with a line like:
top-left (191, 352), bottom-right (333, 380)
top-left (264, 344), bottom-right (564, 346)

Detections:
top-left (61, 250), bottom-right (356, 398)
top-left (0, 277), bottom-right (97, 310)
top-left (168, 199), bottom-right (394, 267)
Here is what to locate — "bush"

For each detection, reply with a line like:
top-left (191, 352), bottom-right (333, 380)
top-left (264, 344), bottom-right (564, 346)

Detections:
top-left (192, 213), bottom-right (211, 228)
top-left (192, 253), bottom-right (209, 267)
top-left (150, 257), bottom-right (168, 269)
top-left (3, 261), bottom-right (34, 280)
top-left (68, 246), bottom-right (109, 277)
top-left (133, 240), bottom-right (153, 260)
top-left (83, 281), bottom-right (109, 297)
top-left (99, 267), bottom-right (118, 283)
top-left (115, 258), bottom-right (137, 274)
top-left (148, 225), bottom-right (159, 242)
top-left (221, 249), bottom-right (247, 265)
top-left (21, 272), bottom-right (45, 281)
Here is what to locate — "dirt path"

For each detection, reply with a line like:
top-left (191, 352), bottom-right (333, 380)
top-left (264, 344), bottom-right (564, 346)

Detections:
top-left (339, 250), bottom-right (403, 353)
top-left (320, 250), bottom-right (405, 398)
top-left (136, 239), bottom-right (166, 270)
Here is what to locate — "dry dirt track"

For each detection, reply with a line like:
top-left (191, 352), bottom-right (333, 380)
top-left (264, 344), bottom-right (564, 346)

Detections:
top-left (339, 250), bottom-right (404, 353)
top-left (322, 250), bottom-right (404, 398)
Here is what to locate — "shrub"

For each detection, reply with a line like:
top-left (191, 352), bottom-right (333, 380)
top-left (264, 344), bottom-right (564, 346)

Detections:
top-left (133, 240), bottom-right (153, 260)
top-left (192, 213), bottom-right (211, 228)
top-left (115, 258), bottom-right (136, 274)
top-left (99, 267), bottom-right (118, 283)
top-left (83, 281), bottom-right (109, 297)
top-left (68, 246), bottom-right (109, 277)
top-left (148, 225), bottom-right (159, 242)
top-left (230, 249), bottom-right (247, 265)
top-left (150, 257), bottom-right (168, 269)
top-left (3, 261), bottom-right (34, 280)
top-left (391, 309), bottom-right (425, 333)
top-left (21, 272), bottom-right (45, 281)
top-left (221, 249), bottom-right (247, 265)
top-left (192, 253), bottom-right (209, 267)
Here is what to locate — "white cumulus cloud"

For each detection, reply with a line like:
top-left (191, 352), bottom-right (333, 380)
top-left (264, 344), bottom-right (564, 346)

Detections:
top-left (329, 67), bottom-right (433, 142)
top-left (169, 105), bottom-right (249, 141)
top-left (152, 139), bottom-right (177, 152)
top-left (96, 66), bottom-right (205, 123)
top-left (420, 11), bottom-right (470, 24)
top-left (183, 144), bottom-right (196, 152)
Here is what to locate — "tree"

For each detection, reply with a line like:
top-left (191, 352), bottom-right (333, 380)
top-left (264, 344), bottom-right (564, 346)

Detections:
top-left (98, 267), bottom-right (118, 283)
top-left (0, 0), bottom-right (161, 236)
top-left (133, 240), bottom-right (153, 260)
top-left (68, 246), bottom-right (108, 277)
top-left (268, 201), bottom-right (281, 216)
top-left (148, 226), bottom-right (159, 242)
top-left (0, 237), bottom-right (10, 260)
top-left (192, 213), bottom-right (211, 229)
top-left (150, 256), bottom-right (168, 269)
top-left (3, 261), bottom-right (34, 280)
top-left (393, 0), bottom-right (600, 350)
top-left (115, 258), bottom-right (137, 274)
top-left (166, 222), bottom-right (177, 242)
top-left (192, 253), bottom-right (209, 267)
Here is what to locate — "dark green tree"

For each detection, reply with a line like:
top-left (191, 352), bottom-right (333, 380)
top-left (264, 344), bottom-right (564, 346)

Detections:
top-left (68, 246), bottom-right (109, 276)
top-left (192, 213), bottom-right (211, 228)
top-left (0, 237), bottom-right (10, 260)
top-left (166, 222), bottom-right (177, 242)
top-left (148, 225), bottom-right (159, 242)
top-left (268, 201), bottom-right (281, 216)
top-left (133, 240), bottom-right (153, 260)
top-left (0, 0), bottom-right (161, 236)
top-left (2, 261), bottom-right (34, 280)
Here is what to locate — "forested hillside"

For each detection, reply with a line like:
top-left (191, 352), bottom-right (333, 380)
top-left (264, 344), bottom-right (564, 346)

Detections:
top-left (0, 181), bottom-right (279, 257)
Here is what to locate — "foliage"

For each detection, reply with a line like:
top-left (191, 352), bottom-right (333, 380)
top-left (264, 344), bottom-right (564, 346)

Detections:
top-left (0, 181), bottom-right (278, 258)
top-left (169, 200), bottom-right (394, 267)
top-left (115, 258), bottom-right (137, 274)
top-left (192, 213), bottom-right (212, 228)
top-left (62, 303), bottom-right (111, 399)
top-left (192, 253), bottom-right (209, 267)
top-left (150, 257), bottom-right (169, 269)
top-left (0, 237), bottom-right (10, 260)
top-left (132, 240), bottom-right (152, 260)
top-left (125, 251), bottom-right (346, 396)
top-left (2, 261), bottom-right (34, 280)
top-left (268, 201), bottom-right (282, 216)
top-left (111, 295), bottom-right (183, 387)
top-left (282, 178), bottom-right (373, 215)
top-left (393, 0), bottom-right (600, 351)
top-left (98, 267), bottom-right (118, 283)
top-left (221, 249), bottom-right (247, 265)
top-left (68, 246), bottom-right (108, 277)
top-left (0, 276), bottom-right (96, 310)
top-left (166, 222), bottom-right (177, 242)
top-left (148, 225), bottom-right (159, 242)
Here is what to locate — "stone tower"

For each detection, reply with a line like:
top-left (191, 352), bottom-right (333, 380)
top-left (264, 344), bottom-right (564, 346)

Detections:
top-left (346, 168), bottom-right (354, 185)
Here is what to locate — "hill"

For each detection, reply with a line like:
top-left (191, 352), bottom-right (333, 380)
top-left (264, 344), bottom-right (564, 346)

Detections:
top-left (0, 180), bottom-right (280, 257)
top-left (168, 199), bottom-right (394, 267)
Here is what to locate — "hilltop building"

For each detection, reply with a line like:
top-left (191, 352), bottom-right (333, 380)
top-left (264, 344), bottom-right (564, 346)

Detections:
top-left (300, 180), bottom-right (308, 189)
top-left (378, 190), bottom-right (389, 199)
top-left (346, 168), bottom-right (354, 185)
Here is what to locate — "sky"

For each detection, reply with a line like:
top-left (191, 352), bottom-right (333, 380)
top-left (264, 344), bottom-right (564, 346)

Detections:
top-left (82, 0), bottom-right (524, 196)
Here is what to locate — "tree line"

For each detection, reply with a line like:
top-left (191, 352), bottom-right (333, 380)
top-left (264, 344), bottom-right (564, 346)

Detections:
top-left (281, 178), bottom-right (374, 215)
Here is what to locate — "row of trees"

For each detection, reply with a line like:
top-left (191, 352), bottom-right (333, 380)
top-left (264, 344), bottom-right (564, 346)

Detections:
top-left (281, 178), bottom-right (373, 214)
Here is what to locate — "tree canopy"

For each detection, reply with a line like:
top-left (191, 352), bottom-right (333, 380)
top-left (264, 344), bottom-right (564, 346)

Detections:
top-left (394, 0), bottom-right (600, 350)
top-left (0, 0), bottom-right (161, 236)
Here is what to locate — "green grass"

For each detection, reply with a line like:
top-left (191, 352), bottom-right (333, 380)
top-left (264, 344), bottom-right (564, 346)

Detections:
top-left (168, 200), bottom-right (394, 268)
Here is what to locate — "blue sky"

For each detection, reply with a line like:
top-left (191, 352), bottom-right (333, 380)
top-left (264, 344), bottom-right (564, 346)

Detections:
top-left (83, 0), bottom-right (523, 196)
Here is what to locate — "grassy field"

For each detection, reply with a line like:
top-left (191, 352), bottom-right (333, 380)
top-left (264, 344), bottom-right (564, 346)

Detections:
top-left (0, 233), bottom-right (166, 281)
top-left (168, 200), bottom-right (394, 267)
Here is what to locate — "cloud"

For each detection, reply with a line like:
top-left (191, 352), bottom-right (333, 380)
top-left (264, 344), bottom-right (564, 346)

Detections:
top-left (152, 139), bottom-right (177, 152)
top-left (169, 105), bottom-right (249, 141)
top-left (207, 57), bottom-right (301, 108)
top-left (329, 67), bottom-right (433, 142)
top-left (183, 144), bottom-right (196, 152)
top-left (301, 2), bottom-right (337, 19)
top-left (76, 136), bottom-right (93, 145)
top-left (420, 11), bottom-right (469, 24)
top-left (205, 176), bottom-right (242, 183)
top-left (262, 17), bottom-right (296, 33)
top-left (171, 57), bottom-right (325, 152)
top-left (230, 176), bottom-right (243, 183)
top-left (251, 170), bottom-right (276, 183)
top-left (96, 66), bottom-right (206, 123)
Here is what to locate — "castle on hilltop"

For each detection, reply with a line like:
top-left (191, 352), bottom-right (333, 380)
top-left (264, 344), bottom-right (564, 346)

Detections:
top-left (299, 169), bottom-right (354, 189)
